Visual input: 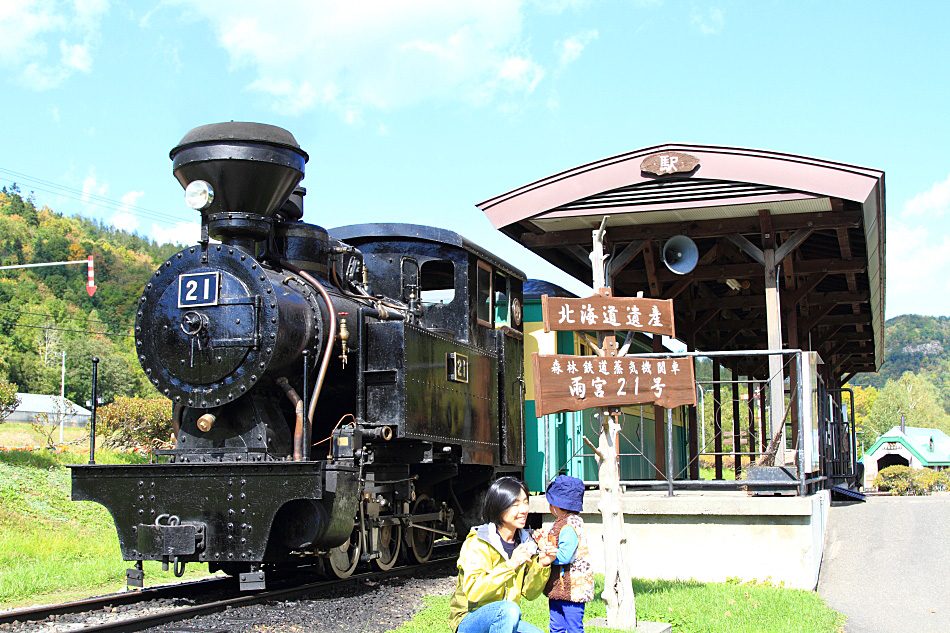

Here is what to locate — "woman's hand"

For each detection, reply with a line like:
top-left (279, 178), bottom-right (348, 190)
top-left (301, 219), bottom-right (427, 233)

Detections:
top-left (536, 541), bottom-right (558, 567)
top-left (509, 542), bottom-right (535, 568)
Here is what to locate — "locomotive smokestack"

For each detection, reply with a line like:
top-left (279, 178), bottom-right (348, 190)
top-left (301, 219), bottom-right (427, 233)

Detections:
top-left (170, 122), bottom-right (309, 244)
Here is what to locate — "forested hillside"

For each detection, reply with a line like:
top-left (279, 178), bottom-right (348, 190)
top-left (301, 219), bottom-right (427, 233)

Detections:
top-left (0, 186), bottom-right (180, 405)
top-left (848, 314), bottom-right (950, 449)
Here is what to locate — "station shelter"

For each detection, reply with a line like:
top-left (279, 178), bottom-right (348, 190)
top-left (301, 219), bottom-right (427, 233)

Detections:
top-left (522, 279), bottom-right (687, 491)
top-left (476, 143), bottom-right (886, 589)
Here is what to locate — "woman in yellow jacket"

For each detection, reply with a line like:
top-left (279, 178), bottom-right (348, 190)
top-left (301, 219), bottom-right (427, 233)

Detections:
top-left (449, 477), bottom-right (557, 633)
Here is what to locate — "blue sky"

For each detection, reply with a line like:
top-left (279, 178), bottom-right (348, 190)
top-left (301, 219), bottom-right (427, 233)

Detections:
top-left (0, 0), bottom-right (948, 319)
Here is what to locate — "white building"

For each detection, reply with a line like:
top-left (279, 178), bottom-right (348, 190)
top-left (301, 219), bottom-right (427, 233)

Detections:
top-left (6, 393), bottom-right (92, 427)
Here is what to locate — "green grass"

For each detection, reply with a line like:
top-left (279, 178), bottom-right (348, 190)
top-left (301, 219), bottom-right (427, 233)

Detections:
top-left (390, 576), bottom-right (844, 633)
top-left (699, 467), bottom-right (738, 481)
top-left (0, 448), bottom-right (211, 608)
top-left (0, 421), bottom-right (90, 447)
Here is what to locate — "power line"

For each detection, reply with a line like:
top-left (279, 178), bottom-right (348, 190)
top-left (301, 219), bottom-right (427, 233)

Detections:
top-left (0, 321), bottom-right (133, 338)
top-left (0, 306), bottom-right (127, 328)
top-left (0, 167), bottom-right (195, 229)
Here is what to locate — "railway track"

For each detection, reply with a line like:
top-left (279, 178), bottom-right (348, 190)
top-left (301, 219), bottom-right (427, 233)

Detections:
top-left (2, 549), bottom-right (459, 633)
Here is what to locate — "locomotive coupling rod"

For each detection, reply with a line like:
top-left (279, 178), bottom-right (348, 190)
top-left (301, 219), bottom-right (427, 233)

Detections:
top-left (407, 523), bottom-right (455, 538)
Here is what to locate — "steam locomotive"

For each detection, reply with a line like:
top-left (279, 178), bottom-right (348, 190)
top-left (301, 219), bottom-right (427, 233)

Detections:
top-left (70, 122), bottom-right (528, 589)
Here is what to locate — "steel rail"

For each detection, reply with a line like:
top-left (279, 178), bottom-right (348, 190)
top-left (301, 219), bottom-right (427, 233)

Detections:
top-left (0, 576), bottom-right (233, 625)
top-left (2, 549), bottom-right (459, 633)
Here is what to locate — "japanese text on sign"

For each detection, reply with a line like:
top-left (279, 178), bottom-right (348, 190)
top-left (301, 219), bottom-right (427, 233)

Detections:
top-left (532, 353), bottom-right (696, 416)
top-left (541, 295), bottom-right (675, 337)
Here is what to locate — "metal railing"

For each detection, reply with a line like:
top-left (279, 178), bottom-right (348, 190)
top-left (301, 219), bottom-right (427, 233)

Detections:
top-left (540, 349), bottom-right (854, 497)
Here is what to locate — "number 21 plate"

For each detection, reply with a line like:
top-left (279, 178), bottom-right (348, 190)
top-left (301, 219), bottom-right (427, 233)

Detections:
top-left (178, 272), bottom-right (220, 308)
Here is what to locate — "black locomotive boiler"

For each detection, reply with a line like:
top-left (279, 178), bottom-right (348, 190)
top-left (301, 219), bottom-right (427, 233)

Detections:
top-left (70, 122), bottom-right (528, 588)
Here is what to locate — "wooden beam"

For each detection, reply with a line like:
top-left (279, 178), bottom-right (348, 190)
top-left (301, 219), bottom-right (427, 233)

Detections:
top-left (726, 233), bottom-right (765, 266)
top-left (804, 312), bottom-right (872, 331)
top-left (689, 290), bottom-right (869, 312)
top-left (520, 209), bottom-right (862, 249)
top-left (608, 239), bottom-right (646, 284)
top-left (774, 227), bottom-right (814, 263)
top-left (759, 209), bottom-right (776, 250)
top-left (642, 240), bottom-right (661, 297)
top-left (614, 258), bottom-right (866, 285)
top-left (784, 272), bottom-right (826, 307)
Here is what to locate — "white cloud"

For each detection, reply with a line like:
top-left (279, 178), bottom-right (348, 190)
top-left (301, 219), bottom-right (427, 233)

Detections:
top-left (557, 29), bottom-right (597, 66)
top-left (59, 39), bottom-right (92, 72)
top-left (110, 190), bottom-right (144, 232)
top-left (166, 0), bottom-right (544, 118)
top-left (110, 211), bottom-right (138, 232)
top-left (150, 220), bottom-right (201, 247)
top-left (691, 7), bottom-right (724, 35)
top-left (49, 105), bottom-right (59, 122)
top-left (886, 222), bottom-right (950, 316)
top-left (530, 0), bottom-right (591, 13)
top-left (119, 190), bottom-right (144, 208)
top-left (81, 168), bottom-right (107, 213)
top-left (0, 0), bottom-right (108, 90)
top-left (902, 174), bottom-right (950, 217)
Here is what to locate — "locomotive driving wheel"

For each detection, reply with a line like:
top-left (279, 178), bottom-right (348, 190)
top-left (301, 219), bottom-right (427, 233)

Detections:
top-left (407, 495), bottom-right (436, 564)
top-left (327, 528), bottom-right (361, 578)
top-left (373, 522), bottom-right (402, 571)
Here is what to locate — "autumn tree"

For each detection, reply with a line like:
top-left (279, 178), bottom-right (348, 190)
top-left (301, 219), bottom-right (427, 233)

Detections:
top-left (0, 377), bottom-right (19, 423)
top-left (864, 372), bottom-right (950, 445)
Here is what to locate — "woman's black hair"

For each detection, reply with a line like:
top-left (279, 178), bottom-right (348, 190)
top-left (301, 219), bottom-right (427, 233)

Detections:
top-left (483, 476), bottom-right (529, 526)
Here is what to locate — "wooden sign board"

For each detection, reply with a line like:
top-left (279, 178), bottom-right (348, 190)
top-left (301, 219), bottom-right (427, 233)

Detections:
top-left (541, 295), bottom-right (675, 337)
top-left (640, 151), bottom-right (700, 176)
top-left (532, 353), bottom-right (696, 416)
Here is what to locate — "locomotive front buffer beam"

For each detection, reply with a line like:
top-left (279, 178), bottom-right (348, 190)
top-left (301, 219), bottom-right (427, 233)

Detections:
top-left (69, 460), bottom-right (358, 589)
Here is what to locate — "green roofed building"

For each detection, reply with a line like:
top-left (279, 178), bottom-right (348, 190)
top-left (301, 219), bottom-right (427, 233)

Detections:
top-left (862, 426), bottom-right (950, 488)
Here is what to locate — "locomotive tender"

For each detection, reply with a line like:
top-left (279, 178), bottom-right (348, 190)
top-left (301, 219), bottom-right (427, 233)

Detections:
top-left (70, 122), bottom-right (528, 588)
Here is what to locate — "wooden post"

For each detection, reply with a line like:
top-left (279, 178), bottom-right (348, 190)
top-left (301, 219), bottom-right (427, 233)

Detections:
top-left (764, 247), bottom-right (786, 465)
top-left (596, 409), bottom-right (637, 629)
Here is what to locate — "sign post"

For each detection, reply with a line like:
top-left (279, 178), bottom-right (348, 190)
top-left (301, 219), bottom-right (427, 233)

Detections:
top-left (531, 230), bottom-right (694, 632)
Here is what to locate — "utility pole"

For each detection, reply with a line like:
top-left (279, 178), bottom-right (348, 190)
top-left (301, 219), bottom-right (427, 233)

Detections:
top-left (58, 351), bottom-right (66, 444)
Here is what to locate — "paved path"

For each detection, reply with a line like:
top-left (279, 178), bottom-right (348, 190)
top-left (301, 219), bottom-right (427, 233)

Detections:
top-left (817, 495), bottom-right (950, 632)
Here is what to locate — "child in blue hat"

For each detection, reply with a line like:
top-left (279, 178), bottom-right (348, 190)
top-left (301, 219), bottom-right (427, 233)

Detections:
top-left (542, 475), bottom-right (594, 633)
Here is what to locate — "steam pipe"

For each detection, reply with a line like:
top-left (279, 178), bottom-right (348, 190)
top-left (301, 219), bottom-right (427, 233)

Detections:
top-left (277, 376), bottom-right (305, 461)
top-left (302, 349), bottom-right (310, 459)
top-left (171, 403), bottom-right (183, 438)
top-left (279, 259), bottom-right (337, 430)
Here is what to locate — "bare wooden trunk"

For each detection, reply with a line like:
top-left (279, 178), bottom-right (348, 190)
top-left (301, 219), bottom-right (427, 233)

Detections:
top-left (596, 411), bottom-right (637, 629)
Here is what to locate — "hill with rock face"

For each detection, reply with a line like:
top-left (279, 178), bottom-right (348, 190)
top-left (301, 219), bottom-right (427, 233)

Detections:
top-left (850, 314), bottom-right (950, 411)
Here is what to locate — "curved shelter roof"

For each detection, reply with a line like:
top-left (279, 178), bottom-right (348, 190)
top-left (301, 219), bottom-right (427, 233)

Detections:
top-left (477, 143), bottom-right (885, 381)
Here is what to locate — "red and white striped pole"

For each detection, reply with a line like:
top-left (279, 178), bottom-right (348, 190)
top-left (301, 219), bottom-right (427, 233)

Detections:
top-left (86, 255), bottom-right (97, 297)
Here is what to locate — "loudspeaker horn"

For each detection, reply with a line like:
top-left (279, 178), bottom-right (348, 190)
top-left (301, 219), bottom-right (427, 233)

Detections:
top-left (662, 235), bottom-right (699, 275)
